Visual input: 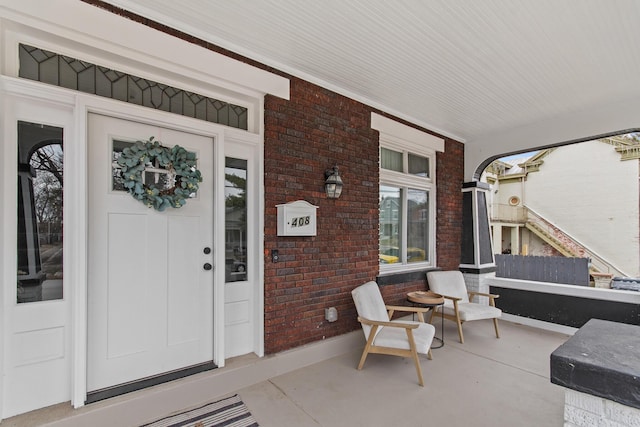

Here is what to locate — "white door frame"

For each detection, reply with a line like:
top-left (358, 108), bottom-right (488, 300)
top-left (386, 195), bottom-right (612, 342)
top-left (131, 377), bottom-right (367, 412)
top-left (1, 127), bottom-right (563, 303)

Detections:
top-left (75, 96), bottom-right (266, 408)
top-left (75, 96), bottom-right (232, 407)
top-left (86, 113), bottom-right (216, 392)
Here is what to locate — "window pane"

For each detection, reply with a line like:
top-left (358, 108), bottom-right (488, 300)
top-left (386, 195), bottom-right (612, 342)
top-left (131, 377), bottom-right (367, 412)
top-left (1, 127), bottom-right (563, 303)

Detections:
top-left (225, 157), bottom-right (248, 282)
top-left (409, 153), bottom-right (429, 178)
top-left (407, 189), bottom-right (428, 263)
top-left (17, 121), bottom-right (64, 303)
top-left (381, 148), bottom-right (403, 172)
top-left (112, 140), bottom-right (133, 191)
top-left (379, 185), bottom-right (401, 264)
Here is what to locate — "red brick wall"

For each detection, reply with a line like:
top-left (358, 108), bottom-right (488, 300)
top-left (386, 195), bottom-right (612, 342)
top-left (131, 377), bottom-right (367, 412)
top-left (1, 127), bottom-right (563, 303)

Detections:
top-left (379, 280), bottom-right (427, 308)
top-left (264, 78), bottom-right (465, 353)
top-left (86, 0), bottom-right (466, 355)
top-left (436, 139), bottom-right (465, 270)
top-left (264, 78), bottom-right (381, 353)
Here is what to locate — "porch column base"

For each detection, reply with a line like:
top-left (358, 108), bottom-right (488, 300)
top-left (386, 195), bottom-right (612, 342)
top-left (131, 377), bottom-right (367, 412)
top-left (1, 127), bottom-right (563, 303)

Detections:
top-left (563, 389), bottom-right (640, 427)
top-left (461, 271), bottom-right (496, 305)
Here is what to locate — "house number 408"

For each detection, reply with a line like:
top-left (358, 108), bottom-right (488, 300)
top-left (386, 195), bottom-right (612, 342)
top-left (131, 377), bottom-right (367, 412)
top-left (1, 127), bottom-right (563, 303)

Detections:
top-left (290, 216), bottom-right (311, 227)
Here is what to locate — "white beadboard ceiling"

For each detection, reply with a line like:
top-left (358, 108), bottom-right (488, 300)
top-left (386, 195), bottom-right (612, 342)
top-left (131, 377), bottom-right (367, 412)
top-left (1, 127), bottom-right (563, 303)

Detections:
top-left (103, 0), bottom-right (640, 143)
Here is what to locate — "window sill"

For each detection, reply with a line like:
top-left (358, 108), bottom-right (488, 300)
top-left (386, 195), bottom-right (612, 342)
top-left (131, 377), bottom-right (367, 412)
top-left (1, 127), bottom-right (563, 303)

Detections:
top-left (377, 266), bottom-right (440, 286)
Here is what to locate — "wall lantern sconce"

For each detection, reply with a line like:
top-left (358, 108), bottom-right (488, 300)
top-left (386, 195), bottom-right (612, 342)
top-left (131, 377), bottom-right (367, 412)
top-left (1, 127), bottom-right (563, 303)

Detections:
top-left (324, 165), bottom-right (343, 199)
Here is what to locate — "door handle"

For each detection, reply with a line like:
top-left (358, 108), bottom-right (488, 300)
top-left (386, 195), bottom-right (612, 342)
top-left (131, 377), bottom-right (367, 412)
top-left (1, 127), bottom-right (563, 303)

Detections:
top-left (203, 263), bottom-right (213, 271)
top-left (203, 247), bottom-right (211, 254)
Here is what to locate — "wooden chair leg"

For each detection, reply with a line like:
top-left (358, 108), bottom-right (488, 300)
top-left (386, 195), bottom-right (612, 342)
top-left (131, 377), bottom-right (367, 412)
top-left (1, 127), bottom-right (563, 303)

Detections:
top-left (357, 348), bottom-right (370, 371)
top-left (412, 350), bottom-right (424, 387)
top-left (427, 349), bottom-right (433, 360)
top-left (358, 326), bottom-right (378, 370)
top-left (493, 318), bottom-right (500, 338)
top-left (456, 315), bottom-right (464, 344)
top-left (452, 301), bottom-right (464, 343)
top-left (406, 329), bottom-right (424, 386)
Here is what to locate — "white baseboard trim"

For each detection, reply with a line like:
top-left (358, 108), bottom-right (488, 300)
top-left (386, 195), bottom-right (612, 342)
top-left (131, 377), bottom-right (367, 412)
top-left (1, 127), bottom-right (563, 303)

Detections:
top-left (501, 313), bottom-right (577, 336)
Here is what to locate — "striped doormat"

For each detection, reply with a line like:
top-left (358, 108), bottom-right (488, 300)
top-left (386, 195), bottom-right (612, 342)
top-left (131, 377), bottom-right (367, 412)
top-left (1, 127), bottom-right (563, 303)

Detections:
top-left (142, 394), bottom-right (259, 427)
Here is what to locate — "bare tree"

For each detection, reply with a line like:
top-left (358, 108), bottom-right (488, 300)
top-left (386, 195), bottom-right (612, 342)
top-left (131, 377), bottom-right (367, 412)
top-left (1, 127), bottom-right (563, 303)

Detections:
top-left (31, 144), bottom-right (63, 186)
top-left (30, 144), bottom-right (63, 243)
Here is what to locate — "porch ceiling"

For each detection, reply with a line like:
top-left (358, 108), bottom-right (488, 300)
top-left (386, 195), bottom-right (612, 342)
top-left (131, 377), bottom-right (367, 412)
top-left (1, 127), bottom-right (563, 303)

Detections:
top-left (103, 0), bottom-right (640, 144)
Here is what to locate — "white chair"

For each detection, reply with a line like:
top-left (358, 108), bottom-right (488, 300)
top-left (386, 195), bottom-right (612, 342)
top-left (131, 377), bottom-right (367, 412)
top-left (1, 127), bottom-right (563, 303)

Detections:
top-left (351, 281), bottom-right (435, 386)
top-left (426, 271), bottom-right (501, 344)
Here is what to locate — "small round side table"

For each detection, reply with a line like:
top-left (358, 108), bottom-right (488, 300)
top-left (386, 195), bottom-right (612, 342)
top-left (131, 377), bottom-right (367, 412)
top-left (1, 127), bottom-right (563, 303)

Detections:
top-left (407, 291), bottom-right (445, 349)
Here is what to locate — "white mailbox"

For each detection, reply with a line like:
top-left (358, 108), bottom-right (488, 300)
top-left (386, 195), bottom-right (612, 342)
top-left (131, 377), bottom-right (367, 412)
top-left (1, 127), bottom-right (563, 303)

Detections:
top-left (277, 200), bottom-right (318, 236)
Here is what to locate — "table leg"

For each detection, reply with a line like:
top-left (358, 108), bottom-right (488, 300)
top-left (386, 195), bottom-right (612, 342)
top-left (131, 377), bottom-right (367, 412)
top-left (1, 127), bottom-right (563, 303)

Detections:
top-left (431, 305), bottom-right (444, 349)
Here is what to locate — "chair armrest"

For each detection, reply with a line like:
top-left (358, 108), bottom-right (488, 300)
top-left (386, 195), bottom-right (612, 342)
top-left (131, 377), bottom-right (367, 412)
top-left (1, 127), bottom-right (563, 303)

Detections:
top-left (357, 316), bottom-right (418, 329)
top-left (385, 304), bottom-right (432, 314)
top-left (385, 305), bottom-right (432, 323)
top-left (440, 295), bottom-right (462, 302)
top-left (468, 291), bottom-right (500, 299)
top-left (468, 291), bottom-right (500, 307)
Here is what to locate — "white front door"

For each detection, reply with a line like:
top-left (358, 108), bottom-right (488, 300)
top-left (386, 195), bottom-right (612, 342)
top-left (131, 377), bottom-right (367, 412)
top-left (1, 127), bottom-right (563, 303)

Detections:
top-left (87, 114), bottom-right (214, 392)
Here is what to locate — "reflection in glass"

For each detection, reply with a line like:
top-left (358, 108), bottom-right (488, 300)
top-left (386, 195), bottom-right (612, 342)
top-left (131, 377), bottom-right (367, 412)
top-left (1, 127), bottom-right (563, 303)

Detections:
top-left (407, 189), bottom-right (429, 263)
top-left (225, 158), bottom-right (248, 282)
top-left (379, 185), bottom-right (401, 264)
top-left (381, 148), bottom-right (403, 172)
top-left (408, 153), bottom-right (429, 178)
top-left (17, 121), bottom-right (64, 303)
top-left (112, 140), bottom-right (133, 191)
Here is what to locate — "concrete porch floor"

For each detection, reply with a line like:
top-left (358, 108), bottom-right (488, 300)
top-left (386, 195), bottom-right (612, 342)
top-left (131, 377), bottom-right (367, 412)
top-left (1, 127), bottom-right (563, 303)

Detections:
top-left (4, 318), bottom-right (570, 427)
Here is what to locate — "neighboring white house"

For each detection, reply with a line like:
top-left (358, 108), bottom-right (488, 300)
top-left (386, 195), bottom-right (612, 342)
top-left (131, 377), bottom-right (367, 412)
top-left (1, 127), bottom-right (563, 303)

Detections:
top-left (483, 135), bottom-right (640, 278)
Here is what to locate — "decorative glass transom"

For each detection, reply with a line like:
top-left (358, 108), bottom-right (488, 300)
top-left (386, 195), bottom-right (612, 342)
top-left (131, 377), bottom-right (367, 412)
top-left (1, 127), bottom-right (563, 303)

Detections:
top-left (18, 44), bottom-right (248, 130)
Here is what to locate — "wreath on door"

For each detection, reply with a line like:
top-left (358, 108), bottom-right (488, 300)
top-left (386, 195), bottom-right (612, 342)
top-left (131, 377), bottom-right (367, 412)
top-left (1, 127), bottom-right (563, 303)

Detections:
top-left (117, 137), bottom-right (202, 211)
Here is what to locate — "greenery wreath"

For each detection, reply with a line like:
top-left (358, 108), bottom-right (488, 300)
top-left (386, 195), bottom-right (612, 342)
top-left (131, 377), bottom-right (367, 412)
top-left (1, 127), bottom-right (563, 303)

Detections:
top-left (117, 137), bottom-right (202, 211)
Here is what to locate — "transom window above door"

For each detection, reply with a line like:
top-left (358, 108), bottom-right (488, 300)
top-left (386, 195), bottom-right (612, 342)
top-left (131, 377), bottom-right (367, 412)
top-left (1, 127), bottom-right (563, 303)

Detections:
top-left (18, 44), bottom-right (248, 130)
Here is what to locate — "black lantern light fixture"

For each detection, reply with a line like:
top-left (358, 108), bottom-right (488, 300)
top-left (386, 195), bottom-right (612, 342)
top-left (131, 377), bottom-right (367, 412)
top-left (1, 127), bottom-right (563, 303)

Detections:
top-left (324, 165), bottom-right (343, 199)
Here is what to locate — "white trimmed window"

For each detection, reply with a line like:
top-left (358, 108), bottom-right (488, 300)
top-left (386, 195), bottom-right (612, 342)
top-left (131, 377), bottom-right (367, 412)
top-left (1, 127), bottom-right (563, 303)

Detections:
top-left (372, 113), bottom-right (444, 273)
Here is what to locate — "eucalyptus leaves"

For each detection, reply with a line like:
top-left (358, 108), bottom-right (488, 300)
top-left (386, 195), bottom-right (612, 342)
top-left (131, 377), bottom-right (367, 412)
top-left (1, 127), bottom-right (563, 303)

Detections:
top-left (117, 137), bottom-right (202, 211)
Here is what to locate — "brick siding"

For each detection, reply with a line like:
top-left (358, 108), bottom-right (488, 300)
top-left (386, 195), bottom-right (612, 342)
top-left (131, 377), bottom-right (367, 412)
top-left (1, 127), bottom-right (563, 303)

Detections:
top-left (264, 78), bottom-right (381, 352)
top-left (437, 139), bottom-right (465, 271)
top-left (264, 78), bottom-right (464, 352)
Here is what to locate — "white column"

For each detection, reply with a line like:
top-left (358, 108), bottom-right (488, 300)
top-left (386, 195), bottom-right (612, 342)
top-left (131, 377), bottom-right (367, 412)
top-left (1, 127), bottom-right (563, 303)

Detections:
top-left (492, 225), bottom-right (503, 255)
top-left (511, 225), bottom-right (520, 255)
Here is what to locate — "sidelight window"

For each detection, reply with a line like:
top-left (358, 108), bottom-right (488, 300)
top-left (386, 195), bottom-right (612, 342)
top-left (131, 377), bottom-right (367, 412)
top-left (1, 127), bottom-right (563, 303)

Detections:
top-left (225, 158), bottom-right (248, 282)
top-left (17, 121), bottom-right (64, 303)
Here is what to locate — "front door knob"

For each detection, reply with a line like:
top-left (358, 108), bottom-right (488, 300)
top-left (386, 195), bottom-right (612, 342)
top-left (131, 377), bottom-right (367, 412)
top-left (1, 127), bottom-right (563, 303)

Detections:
top-left (203, 263), bottom-right (212, 271)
